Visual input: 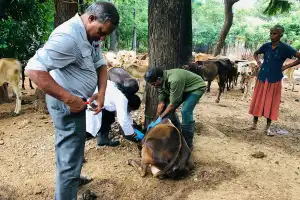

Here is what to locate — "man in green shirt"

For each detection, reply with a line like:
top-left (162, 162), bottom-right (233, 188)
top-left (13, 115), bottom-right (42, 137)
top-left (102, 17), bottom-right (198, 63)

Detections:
top-left (145, 68), bottom-right (206, 149)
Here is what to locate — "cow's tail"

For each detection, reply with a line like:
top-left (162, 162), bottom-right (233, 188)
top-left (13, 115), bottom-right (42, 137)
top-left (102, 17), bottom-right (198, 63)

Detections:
top-left (156, 125), bottom-right (182, 177)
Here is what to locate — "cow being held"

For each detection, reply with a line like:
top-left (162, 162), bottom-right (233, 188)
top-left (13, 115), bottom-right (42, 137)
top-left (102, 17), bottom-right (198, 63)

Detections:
top-left (128, 118), bottom-right (192, 179)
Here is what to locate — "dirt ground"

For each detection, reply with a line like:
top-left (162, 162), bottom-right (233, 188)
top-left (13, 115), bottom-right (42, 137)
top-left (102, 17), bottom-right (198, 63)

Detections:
top-left (0, 78), bottom-right (300, 200)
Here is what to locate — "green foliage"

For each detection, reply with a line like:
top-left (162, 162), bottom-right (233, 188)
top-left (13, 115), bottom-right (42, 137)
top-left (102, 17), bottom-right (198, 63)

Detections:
top-left (192, 0), bottom-right (300, 51)
top-left (192, 0), bottom-right (224, 46)
top-left (114, 0), bottom-right (148, 51)
top-left (1, 0), bottom-right (299, 58)
top-left (93, 0), bottom-right (148, 52)
top-left (0, 0), bottom-right (54, 61)
top-left (263, 0), bottom-right (291, 16)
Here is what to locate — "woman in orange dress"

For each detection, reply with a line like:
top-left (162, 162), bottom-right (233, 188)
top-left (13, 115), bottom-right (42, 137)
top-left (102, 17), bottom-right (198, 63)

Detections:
top-left (249, 25), bottom-right (300, 136)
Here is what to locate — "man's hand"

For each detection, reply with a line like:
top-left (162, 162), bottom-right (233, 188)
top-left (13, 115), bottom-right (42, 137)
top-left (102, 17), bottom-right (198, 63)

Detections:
top-left (133, 129), bottom-right (144, 140)
top-left (147, 116), bottom-right (162, 131)
top-left (65, 96), bottom-right (87, 113)
top-left (154, 102), bottom-right (165, 121)
top-left (89, 93), bottom-right (104, 115)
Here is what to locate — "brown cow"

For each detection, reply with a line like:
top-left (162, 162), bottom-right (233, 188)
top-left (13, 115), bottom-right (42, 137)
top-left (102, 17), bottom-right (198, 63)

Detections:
top-left (128, 118), bottom-right (192, 179)
top-left (184, 58), bottom-right (233, 103)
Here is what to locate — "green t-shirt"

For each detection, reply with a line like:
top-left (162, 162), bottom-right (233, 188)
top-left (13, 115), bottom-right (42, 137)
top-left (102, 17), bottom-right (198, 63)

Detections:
top-left (158, 69), bottom-right (206, 105)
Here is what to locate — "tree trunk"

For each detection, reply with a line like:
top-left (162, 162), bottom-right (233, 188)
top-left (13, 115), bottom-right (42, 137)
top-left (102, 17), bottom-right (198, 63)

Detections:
top-left (131, 8), bottom-right (137, 51)
top-left (54, 0), bottom-right (78, 27)
top-left (144, 0), bottom-right (192, 127)
top-left (109, 30), bottom-right (118, 52)
top-left (34, 0), bottom-right (78, 113)
top-left (0, 84), bottom-right (9, 104)
top-left (213, 0), bottom-right (239, 56)
top-left (109, 0), bottom-right (117, 51)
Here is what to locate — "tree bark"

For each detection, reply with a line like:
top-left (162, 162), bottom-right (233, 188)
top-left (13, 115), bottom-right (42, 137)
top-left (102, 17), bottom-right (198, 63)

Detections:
top-left (0, 84), bottom-right (9, 104)
top-left (109, 30), bottom-right (118, 52)
top-left (213, 0), bottom-right (239, 56)
top-left (144, 0), bottom-right (192, 127)
top-left (54, 0), bottom-right (78, 27)
top-left (109, 0), bottom-right (117, 51)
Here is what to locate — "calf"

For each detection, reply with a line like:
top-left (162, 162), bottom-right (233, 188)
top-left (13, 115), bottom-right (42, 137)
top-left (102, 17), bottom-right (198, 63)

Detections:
top-left (239, 62), bottom-right (259, 101)
top-left (0, 58), bottom-right (22, 114)
top-left (128, 119), bottom-right (192, 179)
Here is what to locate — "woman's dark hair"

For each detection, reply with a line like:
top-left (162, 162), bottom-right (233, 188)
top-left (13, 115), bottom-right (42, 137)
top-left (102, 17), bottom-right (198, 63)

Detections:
top-left (127, 94), bottom-right (141, 111)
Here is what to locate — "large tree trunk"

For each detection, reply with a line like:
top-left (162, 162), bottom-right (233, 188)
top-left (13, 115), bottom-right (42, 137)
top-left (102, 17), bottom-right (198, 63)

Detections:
top-left (109, 30), bottom-right (118, 52)
top-left (0, 84), bottom-right (9, 104)
top-left (213, 0), bottom-right (239, 56)
top-left (144, 0), bottom-right (192, 127)
top-left (35, 0), bottom-right (78, 113)
top-left (54, 0), bottom-right (78, 27)
top-left (109, 0), bottom-right (117, 51)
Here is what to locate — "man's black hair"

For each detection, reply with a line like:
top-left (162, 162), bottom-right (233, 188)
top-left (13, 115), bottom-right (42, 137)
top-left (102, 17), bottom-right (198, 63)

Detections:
top-left (144, 67), bottom-right (164, 83)
top-left (127, 94), bottom-right (141, 111)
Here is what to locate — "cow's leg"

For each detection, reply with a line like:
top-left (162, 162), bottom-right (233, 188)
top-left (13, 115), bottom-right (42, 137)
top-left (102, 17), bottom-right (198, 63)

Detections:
top-left (241, 80), bottom-right (248, 101)
top-left (12, 84), bottom-right (21, 114)
top-left (127, 159), bottom-right (148, 177)
top-left (29, 79), bottom-right (34, 89)
top-left (216, 78), bottom-right (225, 103)
top-left (291, 76), bottom-right (296, 92)
top-left (151, 166), bottom-right (162, 178)
top-left (227, 79), bottom-right (231, 91)
top-left (21, 68), bottom-right (25, 90)
top-left (206, 80), bottom-right (211, 93)
top-left (240, 76), bottom-right (245, 91)
top-left (216, 83), bottom-right (221, 103)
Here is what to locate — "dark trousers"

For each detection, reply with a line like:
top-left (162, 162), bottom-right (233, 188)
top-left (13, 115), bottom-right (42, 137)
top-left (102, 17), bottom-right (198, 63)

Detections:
top-left (98, 109), bottom-right (138, 143)
top-left (98, 109), bottom-right (115, 135)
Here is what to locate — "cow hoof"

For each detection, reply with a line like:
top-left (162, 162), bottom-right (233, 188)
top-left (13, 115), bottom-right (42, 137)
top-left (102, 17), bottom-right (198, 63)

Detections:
top-left (157, 175), bottom-right (165, 180)
top-left (215, 99), bottom-right (220, 103)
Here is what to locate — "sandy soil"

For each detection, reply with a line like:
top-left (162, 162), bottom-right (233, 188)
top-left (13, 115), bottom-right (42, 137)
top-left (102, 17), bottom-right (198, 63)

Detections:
top-left (0, 78), bottom-right (300, 200)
